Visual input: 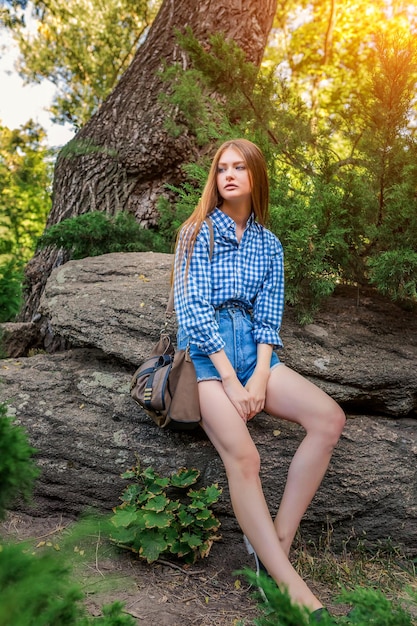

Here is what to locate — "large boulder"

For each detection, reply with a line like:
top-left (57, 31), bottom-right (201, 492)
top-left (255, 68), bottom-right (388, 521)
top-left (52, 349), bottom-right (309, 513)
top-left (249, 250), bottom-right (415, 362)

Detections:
top-left (0, 348), bottom-right (416, 555)
top-left (0, 252), bottom-right (416, 554)
top-left (38, 252), bottom-right (173, 363)
top-left (36, 252), bottom-right (417, 416)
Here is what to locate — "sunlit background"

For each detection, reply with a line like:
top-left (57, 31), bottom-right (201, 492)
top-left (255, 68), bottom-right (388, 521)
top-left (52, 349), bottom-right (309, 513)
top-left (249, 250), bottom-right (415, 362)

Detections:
top-left (0, 16), bottom-right (74, 146)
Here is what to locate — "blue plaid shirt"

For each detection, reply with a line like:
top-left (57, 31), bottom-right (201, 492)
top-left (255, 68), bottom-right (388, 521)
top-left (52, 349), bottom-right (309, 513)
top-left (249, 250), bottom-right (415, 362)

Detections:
top-left (174, 207), bottom-right (284, 355)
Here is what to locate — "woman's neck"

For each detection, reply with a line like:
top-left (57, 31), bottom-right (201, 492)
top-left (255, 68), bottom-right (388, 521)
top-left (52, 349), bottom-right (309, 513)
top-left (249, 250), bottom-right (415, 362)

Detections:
top-left (221, 199), bottom-right (251, 229)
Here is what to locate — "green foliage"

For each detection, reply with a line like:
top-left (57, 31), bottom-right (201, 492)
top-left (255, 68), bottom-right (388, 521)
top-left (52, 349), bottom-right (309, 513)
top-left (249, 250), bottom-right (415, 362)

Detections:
top-left (3, 0), bottom-right (162, 128)
top-left (0, 541), bottom-right (136, 626)
top-left (368, 249), bottom-right (417, 303)
top-left (37, 210), bottom-right (169, 259)
top-left (59, 138), bottom-right (118, 160)
top-left (0, 121), bottom-right (52, 320)
top-left (160, 22), bottom-right (417, 320)
top-left (0, 542), bottom-right (83, 626)
top-left (159, 29), bottom-right (260, 147)
top-left (0, 122), bottom-right (52, 263)
top-left (82, 602), bottom-right (136, 626)
top-left (337, 587), bottom-right (415, 625)
top-left (0, 258), bottom-right (24, 322)
top-left (240, 568), bottom-right (417, 625)
top-left (110, 464), bottom-right (222, 564)
top-left (269, 183), bottom-right (349, 323)
top-left (0, 402), bottom-right (39, 521)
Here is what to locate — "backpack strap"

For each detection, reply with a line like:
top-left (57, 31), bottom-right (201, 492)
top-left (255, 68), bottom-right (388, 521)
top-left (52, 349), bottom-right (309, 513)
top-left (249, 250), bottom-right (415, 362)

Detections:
top-left (166, 216), bottom-right (214, 316)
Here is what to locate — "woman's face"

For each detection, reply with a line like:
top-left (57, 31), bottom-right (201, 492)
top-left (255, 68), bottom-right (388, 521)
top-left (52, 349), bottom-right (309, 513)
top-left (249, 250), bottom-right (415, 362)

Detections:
top-left (216, 147), bottom-right (252, 204)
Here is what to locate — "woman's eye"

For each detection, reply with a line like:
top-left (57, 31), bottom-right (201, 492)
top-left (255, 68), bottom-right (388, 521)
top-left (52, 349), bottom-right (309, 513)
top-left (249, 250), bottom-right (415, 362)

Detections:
top-left (217, 167), bottom-right (225, 173)
top-left (236, 165), bottom-right (245, 170)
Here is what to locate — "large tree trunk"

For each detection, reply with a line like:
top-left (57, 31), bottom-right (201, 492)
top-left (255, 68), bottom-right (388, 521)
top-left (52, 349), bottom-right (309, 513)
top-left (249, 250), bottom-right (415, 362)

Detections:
top-left (21, 0), bottom-right (277, 321)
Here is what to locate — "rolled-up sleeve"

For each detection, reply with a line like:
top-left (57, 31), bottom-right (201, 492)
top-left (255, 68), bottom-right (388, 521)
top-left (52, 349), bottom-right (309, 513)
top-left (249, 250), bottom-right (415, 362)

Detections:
top-left (252, 237), bottom-right (284, 348)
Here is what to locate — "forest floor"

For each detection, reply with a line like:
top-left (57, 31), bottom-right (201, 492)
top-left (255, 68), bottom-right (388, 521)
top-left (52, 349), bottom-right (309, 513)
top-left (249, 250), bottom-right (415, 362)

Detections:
top-left (2, 511), bottom-right (417, 626)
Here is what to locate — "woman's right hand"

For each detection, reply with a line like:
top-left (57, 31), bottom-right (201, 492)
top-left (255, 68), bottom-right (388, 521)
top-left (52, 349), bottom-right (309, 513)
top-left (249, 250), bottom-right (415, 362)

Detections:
top-left (209, 349), bottom-right (251, 422)
top-left (221, 375), bottom-right (251, 422)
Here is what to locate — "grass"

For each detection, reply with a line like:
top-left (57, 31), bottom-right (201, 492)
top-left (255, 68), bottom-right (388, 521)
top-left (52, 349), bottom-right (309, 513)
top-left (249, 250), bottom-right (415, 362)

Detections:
top-left (293, 530), bottom-right (417, 596)
top-left (282, 529), bottom-right (417, 624)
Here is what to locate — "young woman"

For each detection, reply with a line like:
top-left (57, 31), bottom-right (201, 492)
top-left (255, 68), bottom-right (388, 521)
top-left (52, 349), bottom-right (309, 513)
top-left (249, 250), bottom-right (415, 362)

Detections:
top-left (173, 138), bottom-right (345, 622)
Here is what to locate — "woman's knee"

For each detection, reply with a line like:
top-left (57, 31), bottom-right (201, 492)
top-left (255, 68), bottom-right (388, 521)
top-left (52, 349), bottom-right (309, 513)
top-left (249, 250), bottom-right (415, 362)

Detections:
top-left (312, 401), bottom-right (346, 447)
top-left (224, 443), bottom-right (261, 481)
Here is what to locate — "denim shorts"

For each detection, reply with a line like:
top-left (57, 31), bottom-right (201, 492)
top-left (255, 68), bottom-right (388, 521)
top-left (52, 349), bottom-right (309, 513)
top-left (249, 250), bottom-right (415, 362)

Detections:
top-left (177, 305), bottom-right (280, 385)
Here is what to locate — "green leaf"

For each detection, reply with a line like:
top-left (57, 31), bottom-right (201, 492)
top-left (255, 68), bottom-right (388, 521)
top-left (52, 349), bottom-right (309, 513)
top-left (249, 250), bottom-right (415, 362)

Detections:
top-left (144, 482), bottom-right (167, 496)
top-left (142, 468), bottom-right (170, 492)
top-left (143, 510), bottom-right (175, 529)
top-left (110, 526), bottom-right (137, 544)
top-left (166, 500), bottom-right (181, 513)
top-left (187, 484), bottom-right (222, 510)
top-left (6, 0), bottom-right (160, 128)
top-left (120, 484), bottom-right (142, 503)
top-left (111, 462), bottom-right (221, 563)
top-left (142, 467), bottom-right (159, 481)
top-left (195, 508), bottom-right (211, 521)
top-left (177, 508), bottom-right (195, 527)
top-left (194, 517), bottom-right (220, 532)
top-left (0, 405), bottom-right (39, 518)
top-left (170, 540), bottom-right (194, 560)
top-left (170, 467), bottom-right (200, 488)
top-left (180, 532), bottom-right (203, 549)
top-left (110, 506), bottom-right (138, 528)
top-left (120, 469), bottom-right (136, 480)
top-left (136, 491), bottom-right (153, 504)
top-left (143, 494), bottom-right (169, 513)
top-left (187, 500), bottom-right (206, 511)
top-left (201, 484), bottom-right (222, 504)
top-left (164, 525), bottom-right (180, 547)
top-left (139, 531), bottom-right (169, 563)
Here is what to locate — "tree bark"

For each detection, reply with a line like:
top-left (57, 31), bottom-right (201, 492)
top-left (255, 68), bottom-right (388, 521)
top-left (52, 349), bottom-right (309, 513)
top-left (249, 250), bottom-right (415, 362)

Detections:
top-left (20, 0), bottom-right (277, 321)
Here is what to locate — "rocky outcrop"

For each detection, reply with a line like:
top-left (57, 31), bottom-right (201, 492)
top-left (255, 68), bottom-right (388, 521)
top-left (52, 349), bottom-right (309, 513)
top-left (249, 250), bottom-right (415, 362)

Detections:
top-left (36, 252), bottom-right (417, 416)
top-left (1, 252), bottom-right (416, 555)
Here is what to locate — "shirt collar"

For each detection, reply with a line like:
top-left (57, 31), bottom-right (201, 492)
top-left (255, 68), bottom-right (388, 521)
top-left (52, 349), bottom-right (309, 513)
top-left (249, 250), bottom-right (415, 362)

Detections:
top-left (210, 207), bottom-right (261, 232)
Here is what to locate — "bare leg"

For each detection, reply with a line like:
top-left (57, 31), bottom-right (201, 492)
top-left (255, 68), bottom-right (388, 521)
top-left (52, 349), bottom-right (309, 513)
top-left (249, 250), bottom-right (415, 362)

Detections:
top-left (199, 379), bottom-right (324, 612)
top-left (264, 365), bottom-right (346, 556)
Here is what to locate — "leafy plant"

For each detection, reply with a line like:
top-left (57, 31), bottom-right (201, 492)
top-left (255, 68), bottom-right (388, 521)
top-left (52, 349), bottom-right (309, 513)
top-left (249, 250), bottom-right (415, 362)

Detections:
top-left (110, 464), bottom-right (222, 563)
top-left (37, 210), bottom-right (169, 260)
top-left (0, 122), bottom-right (52, 321)
top-left (0, 402), bottom-right (39, 521)
top-left (0, 541), bottom-right (136, 626)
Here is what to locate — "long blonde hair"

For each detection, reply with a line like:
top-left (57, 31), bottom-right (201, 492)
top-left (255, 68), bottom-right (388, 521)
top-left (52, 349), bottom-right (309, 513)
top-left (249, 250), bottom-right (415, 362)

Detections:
top-left (175, 138), bottom-right (270, 275)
